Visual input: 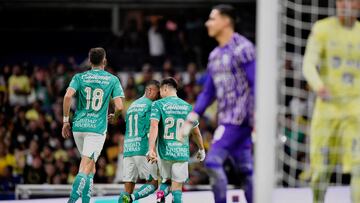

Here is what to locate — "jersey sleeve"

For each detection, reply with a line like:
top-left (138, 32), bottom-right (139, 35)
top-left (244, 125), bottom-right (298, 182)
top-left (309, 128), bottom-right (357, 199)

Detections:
top-left (150, 102), bottom-right (161, 121)
top-left (193, 72), bottom-right (216, 116)
top-left (112, 77), bottom-right (125, 99)
top-left (234, 41), bottom-right (256, 98)
top-left (241, 58), bottom-right (256, 98)
top-left (302, 21), bottom-right (326, 92)
top-left (68, 74), bottom-right (80, 92)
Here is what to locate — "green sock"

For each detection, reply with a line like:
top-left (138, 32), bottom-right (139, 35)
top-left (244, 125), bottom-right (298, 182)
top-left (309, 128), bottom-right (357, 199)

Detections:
top-left (132, 184), bottom-right (156, 200)
top-left (159, 183), bottom-right (170, 197)
top-left (172, 190), bottom-right (182, 203)
top-left (69, 172), bottom-right (87, 201)
top-left (82, 173), bottom-right (94, 203)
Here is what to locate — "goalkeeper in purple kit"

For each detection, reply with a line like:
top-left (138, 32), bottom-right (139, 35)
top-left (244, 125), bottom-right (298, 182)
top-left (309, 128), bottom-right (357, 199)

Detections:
top-left (182, 4), bottom-right (255, 203)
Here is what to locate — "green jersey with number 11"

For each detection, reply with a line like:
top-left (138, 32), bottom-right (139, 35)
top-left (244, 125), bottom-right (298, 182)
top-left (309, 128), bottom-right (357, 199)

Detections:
top-left (124, 96), bottom-right (153, 157)
top-left (68, 69), bottom-right (124, 135)
top-left (150, 96), bottom-right (198, 162)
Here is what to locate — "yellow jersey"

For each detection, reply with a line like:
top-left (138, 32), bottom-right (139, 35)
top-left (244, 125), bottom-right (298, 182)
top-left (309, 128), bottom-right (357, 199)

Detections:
top-left (8, 75), bottom-right (31, 95)
top-left (303, 17), bottom-right (360, 99)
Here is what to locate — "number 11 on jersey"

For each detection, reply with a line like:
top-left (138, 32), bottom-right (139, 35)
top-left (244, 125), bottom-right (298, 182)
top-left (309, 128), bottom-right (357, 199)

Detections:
top-left (128, 114), bottom-right (139, 137)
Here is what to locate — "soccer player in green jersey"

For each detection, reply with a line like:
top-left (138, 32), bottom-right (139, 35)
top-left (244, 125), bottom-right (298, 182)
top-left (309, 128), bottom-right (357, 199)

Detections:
top-left (147, 77), bottom-right (206, 203)
top-left (62, 47), bottom-right (125, 203)
top-left (119, 80), bottom-right (160, 203)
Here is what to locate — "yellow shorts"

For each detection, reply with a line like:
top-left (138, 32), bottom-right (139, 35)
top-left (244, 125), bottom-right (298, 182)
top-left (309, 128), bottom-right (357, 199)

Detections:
top-left (310, 99), bottom-right (360, 173)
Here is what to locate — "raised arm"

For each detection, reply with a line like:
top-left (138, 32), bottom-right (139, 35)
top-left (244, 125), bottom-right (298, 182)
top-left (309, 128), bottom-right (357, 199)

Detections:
top-left (193, 73), bottom-right (216, 116)
top-left (183, 73), bottom-right (216, 136)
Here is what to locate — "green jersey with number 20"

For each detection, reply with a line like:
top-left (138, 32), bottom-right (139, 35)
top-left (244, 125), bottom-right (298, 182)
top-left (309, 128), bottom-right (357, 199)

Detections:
top-left (124, 96), bottom-right (153, 157)
top-left (68, 69), bottom-right (124, 135)
top-left (150, 96), bottom-right (198, 162)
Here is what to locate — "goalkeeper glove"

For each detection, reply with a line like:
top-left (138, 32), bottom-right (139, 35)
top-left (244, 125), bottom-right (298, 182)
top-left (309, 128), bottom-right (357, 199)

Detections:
top-left (196, 149), bottom-right (206, 162)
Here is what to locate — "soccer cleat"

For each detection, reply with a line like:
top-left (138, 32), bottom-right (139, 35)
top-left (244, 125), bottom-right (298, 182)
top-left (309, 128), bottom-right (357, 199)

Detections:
top-left (122, 194), bottom-right (132, 203)
top-left (156, 190), bottom-right (165, 203)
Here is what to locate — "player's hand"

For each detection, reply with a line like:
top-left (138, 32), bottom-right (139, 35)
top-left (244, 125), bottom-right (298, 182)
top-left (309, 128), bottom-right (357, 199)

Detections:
top-left (179, 112), bottom-right (199, 143)
top-left (108, 113), bottom-right (117, 125)
top-left (146, 150), bottom-right (158, 164)
top-left (196, 149), bottom-right (206, 162)
top-left (317, 86), bottom-right (331, 101)
top-left (62, 122), bottom-right (72, 139)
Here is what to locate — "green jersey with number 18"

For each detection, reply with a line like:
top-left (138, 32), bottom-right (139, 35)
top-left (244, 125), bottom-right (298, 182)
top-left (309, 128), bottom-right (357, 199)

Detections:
top-left (150, 96), bottom-right (199, 162)
top-left (68, 69), bottom-right (124, 135)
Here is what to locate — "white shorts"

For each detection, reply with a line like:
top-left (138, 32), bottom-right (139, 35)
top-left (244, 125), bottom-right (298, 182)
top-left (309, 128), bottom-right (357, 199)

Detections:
top-left (122, 156), bottom-right (158, 183)
top-left (73, 132), bottom-right (106, 162)
top-left (158, 159), bottom-right (188, 183)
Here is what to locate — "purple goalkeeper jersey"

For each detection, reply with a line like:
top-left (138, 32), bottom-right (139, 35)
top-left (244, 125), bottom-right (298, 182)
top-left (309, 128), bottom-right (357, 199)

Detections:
top-left (194, 33), bottom-right (256, 126)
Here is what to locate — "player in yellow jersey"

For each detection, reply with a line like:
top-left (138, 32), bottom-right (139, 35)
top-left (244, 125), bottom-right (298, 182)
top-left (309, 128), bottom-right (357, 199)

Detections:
top-left (302, 0), bottom-right (360, 202)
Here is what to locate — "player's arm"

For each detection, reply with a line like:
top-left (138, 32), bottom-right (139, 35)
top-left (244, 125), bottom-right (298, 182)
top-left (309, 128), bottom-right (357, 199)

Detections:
top-left (62, 88), bottom-right (76, 138)
top-left (62, 74), bottom-right (79, 139)
top-left (147, 102), bottom-right (161, 163)
top-left (148, 119), bottom-right (159, 163)
top-left (235, 43), bottom-right (257, 127)
top-left (183, 73), bottom-right (216, 136)
top-left (109, 78), bottom-right (125, 123)
top-left (109, 97), bottom-right (124, 124)
top-left (244, 60), bottom-right (255, 98)
top-left (193, 73), bottom-right (216, 116)
top-left (190, 126), bottom-right (206, 162)
top-left (302, 22), bottom-right (329, 100)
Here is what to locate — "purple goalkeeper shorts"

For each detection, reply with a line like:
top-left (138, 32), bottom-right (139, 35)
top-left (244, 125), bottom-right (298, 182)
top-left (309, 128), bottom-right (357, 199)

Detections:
top-left (206, 123), bottom-right (253, 173)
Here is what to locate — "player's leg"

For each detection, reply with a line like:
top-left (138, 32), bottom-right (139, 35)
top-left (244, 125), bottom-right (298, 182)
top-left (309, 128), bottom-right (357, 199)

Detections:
top-left (68, 155), bottom-right (94, 203)
top-left (352, 158), bottom-right (360, 203)
top-left (170, 161), bottom-right (188, 203)
top-left (80, 133), bottom-right (106, 203)
top-left (340, 116), bottom-right (360, 203)
top-left (157, 179), bottom-right (171, 203)
top-left (120, 182), bottom-right (135, 203)
top-left (230, 126), bottom-right (253, 203)
top-left (119, 156), bottom-right (138, 203)
top-left (310, 115), bottom-right (338, 203)
top-left (157, 159), bottom-right (172, 203)
top-left (82, 163), bottom-right (96, 203)
top-left (130, 156), bottom-right (158, 201)
top-left (204, 125), bottom-right (230, 203)
top-left (171, 181), bottom-right (183, 203)
top-left (68, 133), bottom-right (87, 203)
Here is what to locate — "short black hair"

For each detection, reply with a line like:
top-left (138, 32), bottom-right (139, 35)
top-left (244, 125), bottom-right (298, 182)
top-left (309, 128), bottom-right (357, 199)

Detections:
top-left (213, 4), bottom-right (236, 27)
top-left (89, 47), bottom-right (106, 66)
top-left (146, 80), bottom-right (160, 89)
top-left (160, 77), bottom-right (178, 90)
